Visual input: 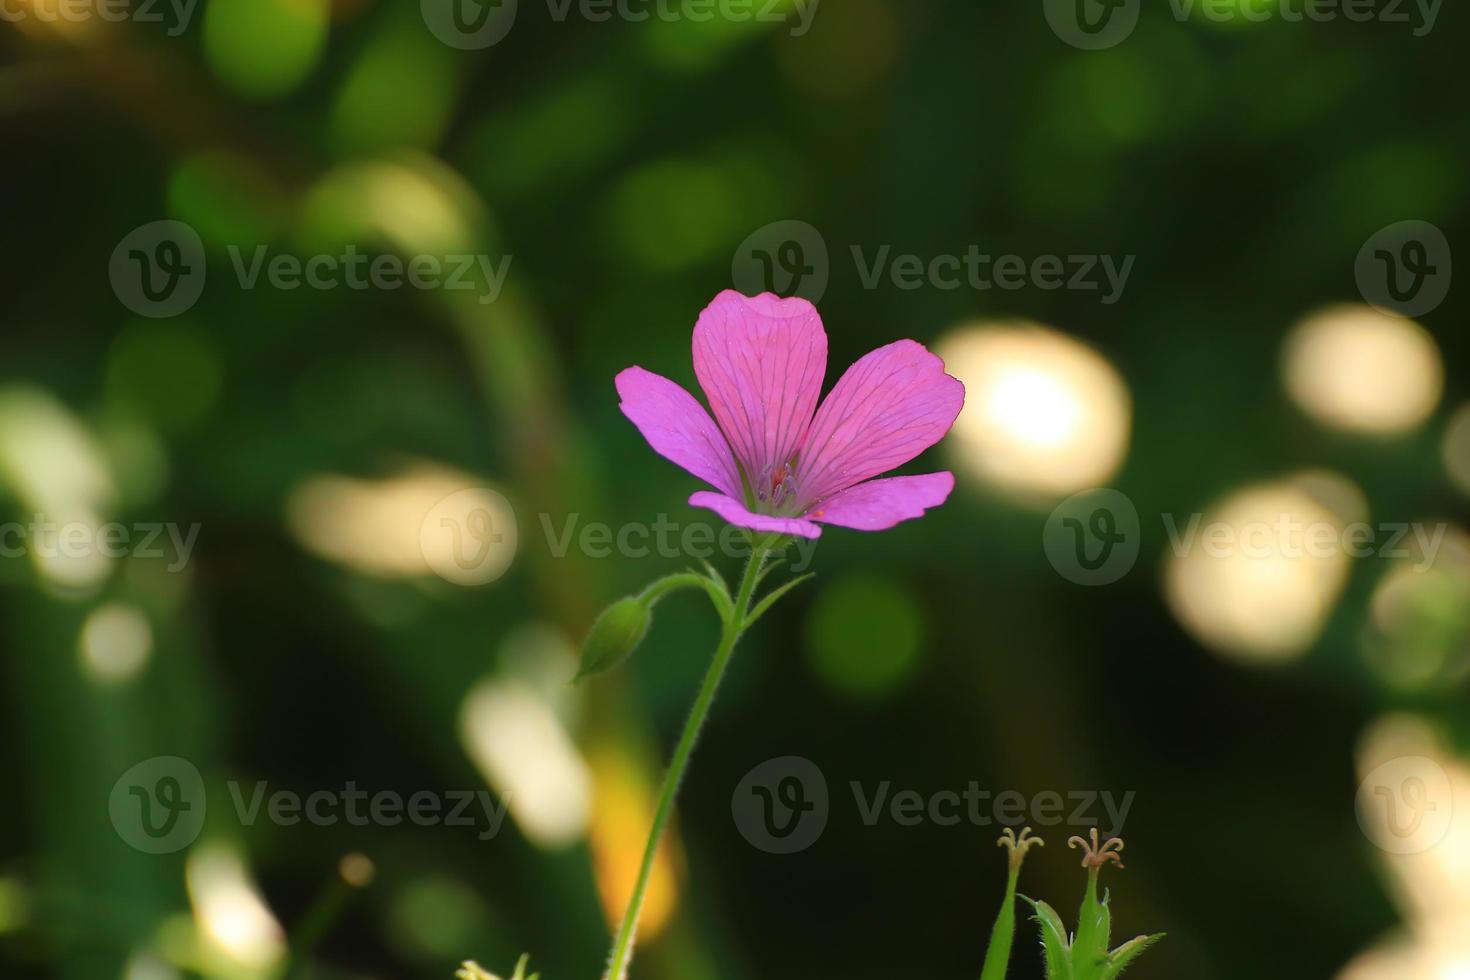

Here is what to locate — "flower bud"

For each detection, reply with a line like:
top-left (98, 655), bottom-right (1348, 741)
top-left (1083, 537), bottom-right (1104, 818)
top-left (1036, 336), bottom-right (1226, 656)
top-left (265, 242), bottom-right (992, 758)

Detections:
top-left (575, 596), bottom-right (652, 680)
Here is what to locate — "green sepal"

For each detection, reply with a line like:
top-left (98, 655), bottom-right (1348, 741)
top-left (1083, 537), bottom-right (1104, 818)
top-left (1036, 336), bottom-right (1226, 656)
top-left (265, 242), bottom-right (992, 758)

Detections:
top-left (1100, 934), bottom-right (1164, 980)
top-left (743, 573), bottom-right (815, 629)
top-left (455, 955), bottom-right (539, 980)
top-left (693, 563), bottom-right (735, 622)
top-left (1023, 897), bottom-right (1073, 980)
top-left (1073, 881), bottom-right (1111, 975)
top-left (754, 555), bottom-right (786, 587)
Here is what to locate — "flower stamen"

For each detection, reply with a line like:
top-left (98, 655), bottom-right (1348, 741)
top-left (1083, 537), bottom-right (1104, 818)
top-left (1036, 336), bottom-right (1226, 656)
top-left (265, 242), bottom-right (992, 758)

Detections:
top-left (997, 826), bottom-right (1044, 871)
top-left (1067, 827), bottom-right (1125, 870)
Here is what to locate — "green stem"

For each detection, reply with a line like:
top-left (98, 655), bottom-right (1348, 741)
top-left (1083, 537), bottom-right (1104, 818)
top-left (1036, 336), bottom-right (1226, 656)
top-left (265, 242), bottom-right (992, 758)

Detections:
top-left (636, 573), bottom-right (707, 605)
top-left (978, 866), bottom-right (1020, 980)
top-left (602, 549), bottom-right (767, 980)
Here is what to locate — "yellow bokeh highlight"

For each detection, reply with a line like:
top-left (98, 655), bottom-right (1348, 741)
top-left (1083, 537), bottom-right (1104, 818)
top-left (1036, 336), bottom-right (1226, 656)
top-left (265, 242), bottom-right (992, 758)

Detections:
top-left (1283, 304), bottom-right (1443, 436)
top-left (286, 466), bottom-right (515, 585)
top-left (1341, 716), bottom-right (1470, 979)
top-left (1443, 404), bottom-right (1470, 499)
top-left (1164, 473), bottom-right (1356, 663)
top-left (587, 742), bottom-right (680, 944)
top-left (79, 602), bottom-right (152, 684)
top-left (936, 321), bottom-right (1131, 500)
top-left (458, 678), bottom-right (591, 849)
top-left (185, 844), bottom-right (285, 976)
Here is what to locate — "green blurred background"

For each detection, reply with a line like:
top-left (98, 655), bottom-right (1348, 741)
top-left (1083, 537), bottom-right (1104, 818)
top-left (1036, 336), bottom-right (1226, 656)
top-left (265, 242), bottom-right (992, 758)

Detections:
top-left (2, 0), bottom-right (1468, 978)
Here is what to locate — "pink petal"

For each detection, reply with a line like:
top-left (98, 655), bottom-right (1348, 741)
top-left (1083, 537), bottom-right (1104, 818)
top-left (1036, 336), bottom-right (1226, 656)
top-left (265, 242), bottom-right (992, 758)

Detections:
top-left (806, 472), bottom-right (956, 531)
top-left (796, 340), bottom-right (965, 507)
top-left (692, 290), bottom-right (827, 497)
top-left (616, 367), bottom-right (741, 497)
top-left (688, 491), bottom-right (823, 539)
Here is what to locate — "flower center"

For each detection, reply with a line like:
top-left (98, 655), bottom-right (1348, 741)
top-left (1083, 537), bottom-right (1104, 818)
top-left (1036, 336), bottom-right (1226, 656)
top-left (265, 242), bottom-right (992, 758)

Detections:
top-left (754, 459), bottom-right (801, 514)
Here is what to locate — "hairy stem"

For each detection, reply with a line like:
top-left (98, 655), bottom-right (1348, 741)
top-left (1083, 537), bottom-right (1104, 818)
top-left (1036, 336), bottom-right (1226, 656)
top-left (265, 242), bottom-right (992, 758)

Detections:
top-left (602, 549), bottom-right (767, 980)
top-left (979, 864), bottom-right (1021, 980)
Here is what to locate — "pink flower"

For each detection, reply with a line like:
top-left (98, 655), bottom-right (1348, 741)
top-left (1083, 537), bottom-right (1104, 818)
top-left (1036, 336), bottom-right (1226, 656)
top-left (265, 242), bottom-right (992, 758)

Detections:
top-left (616, 290), bottom-right (965, 540)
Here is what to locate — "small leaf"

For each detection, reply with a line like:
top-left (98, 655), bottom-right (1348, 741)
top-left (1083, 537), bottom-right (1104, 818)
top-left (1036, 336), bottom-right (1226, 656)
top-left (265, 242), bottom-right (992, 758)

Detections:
top-left (743, 573), bottom-right (815, 628)
top-left (1100, 934), bottom-right (1163, 980)
top-left (455, 955), bottom-right (538, 980)
top-left (692, 564), bottom-right (734, 621)
top-left (575, 597), bottom-right (651, 680)
top-left (1023, 897), bottom-right (1073, 980)
top-left (699, 559), bottom-right (729, 596)
top-left (1075, 887), bottom-right (1112, 975)
top-left (754, 555), bottom-right (786, 587)
top-left (695, 574), bottom-right (734, 622)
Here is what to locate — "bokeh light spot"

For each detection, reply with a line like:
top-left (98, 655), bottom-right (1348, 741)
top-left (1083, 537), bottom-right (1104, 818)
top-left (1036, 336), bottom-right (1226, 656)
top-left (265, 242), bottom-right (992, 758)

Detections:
top-left (1283, 304), bottom-right (1443, 436)
top-left (804, 575), bottom-right (923, 701)
top-left (105, 321), bottom-right (224, 438)
top-left (1364, 527), bottom-right (1470, 692)
top-left (203, 0), bottom-right (329, 101)
top-left (79, 602), bottom-right (152, 684)
top-left (1164, 473), bottom-right (1355, 664)
top-left (1443, 405), bottom-right (1470, 500)
top-left (936, 322), bottom-right (1131, 500)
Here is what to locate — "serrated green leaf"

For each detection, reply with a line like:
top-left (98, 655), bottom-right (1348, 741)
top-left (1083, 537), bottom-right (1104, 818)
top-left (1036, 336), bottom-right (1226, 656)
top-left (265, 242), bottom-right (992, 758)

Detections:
top-left (1099, 934), bottom-right (1163, 980)
top-left (742, 572), bottom-right (814, 629)
top-left (1023, 897), bottom-right (1073, 980)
